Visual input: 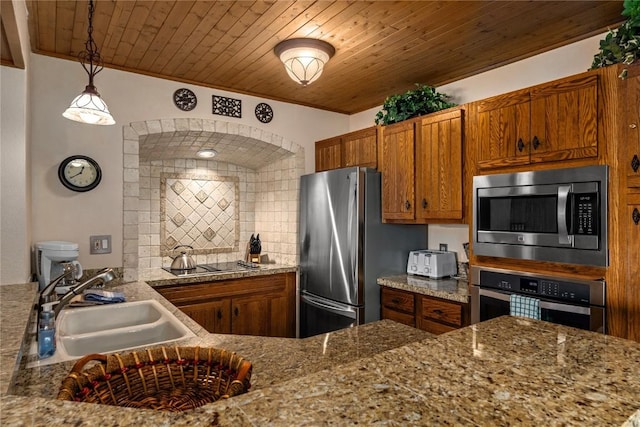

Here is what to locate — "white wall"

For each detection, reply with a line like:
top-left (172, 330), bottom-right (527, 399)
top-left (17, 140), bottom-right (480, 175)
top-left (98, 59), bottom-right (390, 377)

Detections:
top-left (0, 0), bottom-right (32, 285)
top-left (349, 33), bottom-right (607, 262)
top-left (27, 54), bottom-right (348, 271)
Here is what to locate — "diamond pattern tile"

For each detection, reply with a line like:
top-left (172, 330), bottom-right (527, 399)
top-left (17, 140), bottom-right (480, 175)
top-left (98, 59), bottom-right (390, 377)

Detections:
top-left (162, 174), bottom-right (239, 255)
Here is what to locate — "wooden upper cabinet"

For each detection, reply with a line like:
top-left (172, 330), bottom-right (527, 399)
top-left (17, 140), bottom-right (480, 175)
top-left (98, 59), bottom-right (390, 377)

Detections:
top-left (624, 64), bottom-right (640, 189)
top-left (315, 136), bottom-right (343, 172)
top-left (379, 120), bottom-right (416, 220)
top-left (415, 109), bottom-right (464, 220)
top-left (343, 127), bottom-right (377, 168)
top-left (476, 73), bottom-right (598, 170)
top-left (315, 126), bottom-right (378, 172)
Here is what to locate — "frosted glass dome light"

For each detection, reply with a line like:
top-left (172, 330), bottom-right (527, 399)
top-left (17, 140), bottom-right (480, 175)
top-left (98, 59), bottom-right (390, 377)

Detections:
top-left (274, 38), bottom-right (335, 86)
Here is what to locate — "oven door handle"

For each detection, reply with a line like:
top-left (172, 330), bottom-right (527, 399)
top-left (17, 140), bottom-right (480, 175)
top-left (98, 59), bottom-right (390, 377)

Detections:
top-left (301, 292), bottom-right (358, 320)
top-left (479, 288), bottom-right (591, 315)
top-left (557, 185), bottom-right (573, 246)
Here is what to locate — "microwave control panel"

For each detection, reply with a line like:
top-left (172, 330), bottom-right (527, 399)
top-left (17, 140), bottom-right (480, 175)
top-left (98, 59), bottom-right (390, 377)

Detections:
top-left (480, 270), bottom-right (591, 304)
top-left (571, 193), bottom-right (598, 235)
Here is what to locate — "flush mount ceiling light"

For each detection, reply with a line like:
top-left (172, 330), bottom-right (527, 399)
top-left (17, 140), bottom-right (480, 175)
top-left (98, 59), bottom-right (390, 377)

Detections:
top-left (274, 38), bottom-right (335, 86)
top-left (62, 0), bottom-right (115, 126)
top-left (196, 149), bottom-right (217, 158)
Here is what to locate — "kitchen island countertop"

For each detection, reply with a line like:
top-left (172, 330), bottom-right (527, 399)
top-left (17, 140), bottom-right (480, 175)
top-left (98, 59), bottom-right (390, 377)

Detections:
top-left (2, 279), bottom-right (640, 426)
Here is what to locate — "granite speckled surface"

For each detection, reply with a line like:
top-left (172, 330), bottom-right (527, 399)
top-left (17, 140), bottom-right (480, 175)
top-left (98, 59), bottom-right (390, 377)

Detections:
top-left (143, 263), bottom-right (297, 287)
top-left (2, 274), bottom-right (639, 426)
top-left (378, 274), bottom-right (470, 303)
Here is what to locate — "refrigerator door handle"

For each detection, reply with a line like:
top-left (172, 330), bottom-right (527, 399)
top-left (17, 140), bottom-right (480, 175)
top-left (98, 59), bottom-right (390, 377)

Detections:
top-left (347, 172), bottom-right (358, 286)
top-left (301, 292), bottom-right (358, 320)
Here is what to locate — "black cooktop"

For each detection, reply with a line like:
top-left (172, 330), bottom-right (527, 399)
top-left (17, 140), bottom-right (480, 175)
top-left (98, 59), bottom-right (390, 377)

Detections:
top-left (163, 260), bottom-right (261, 277)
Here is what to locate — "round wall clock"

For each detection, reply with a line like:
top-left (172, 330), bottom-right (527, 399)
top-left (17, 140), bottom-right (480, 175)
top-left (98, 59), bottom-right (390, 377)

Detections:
top-left (173, 88), bottom-right (197, 111)
top-left (255, 102), bottom-right (274, 123)
top-left (58, 155), bottom-right (102, 192)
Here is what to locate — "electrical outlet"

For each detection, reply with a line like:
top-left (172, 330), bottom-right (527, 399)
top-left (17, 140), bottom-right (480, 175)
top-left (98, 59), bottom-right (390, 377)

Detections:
top-left (90, 235), bottom-right (112, 254)
top-left (439, 243), bottom-right (448, 252)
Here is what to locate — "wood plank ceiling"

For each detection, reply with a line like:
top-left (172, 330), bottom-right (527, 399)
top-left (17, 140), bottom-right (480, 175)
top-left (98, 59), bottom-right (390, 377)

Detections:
top-left (17, 1), bottom-right (626, 114)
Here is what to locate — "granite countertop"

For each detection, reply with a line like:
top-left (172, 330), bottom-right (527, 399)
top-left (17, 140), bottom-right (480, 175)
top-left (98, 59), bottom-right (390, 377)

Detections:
top-left (378, 274), bottom-right (470, 303)
top-left (143, 263), bottom-right (298, 287)
top-left (2, 278), bottom-right (640, 426)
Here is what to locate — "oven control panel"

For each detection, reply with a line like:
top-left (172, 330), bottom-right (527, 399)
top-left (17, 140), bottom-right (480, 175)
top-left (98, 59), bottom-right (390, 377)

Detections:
top-left (480, 270), bottom-right (592, 304)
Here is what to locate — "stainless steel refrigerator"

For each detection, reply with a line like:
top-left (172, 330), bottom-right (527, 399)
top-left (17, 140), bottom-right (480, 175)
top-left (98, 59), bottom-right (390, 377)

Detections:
top-left (298, 167), bottom-right (427, 338)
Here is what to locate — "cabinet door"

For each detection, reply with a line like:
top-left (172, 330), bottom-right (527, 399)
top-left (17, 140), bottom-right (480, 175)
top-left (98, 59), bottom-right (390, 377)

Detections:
top-left (626, 201), bottom-right (640, 341)
top-left (343, 127), bottom-right (377, 168)
top-left (178, 299), bottom-right (231, 334)
top-left (625, 64), bottom-right (640, 189)
top-left (231, 292), bottom-right (292, 337)
top-left (379, 120), bottom-right (415, 220)
top-left (529, 74), bottom-right (598, 163)
top-left (415, 110), bottom-right (463, 220)
top-left (476, 89), bottom-right (531, 170)
top-left (315, 136), bottom-right (343, 172)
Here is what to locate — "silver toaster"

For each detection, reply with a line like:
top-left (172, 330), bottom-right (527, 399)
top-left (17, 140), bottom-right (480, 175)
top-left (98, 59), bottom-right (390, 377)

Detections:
top-left (407, 250), bottom-right (457, 278)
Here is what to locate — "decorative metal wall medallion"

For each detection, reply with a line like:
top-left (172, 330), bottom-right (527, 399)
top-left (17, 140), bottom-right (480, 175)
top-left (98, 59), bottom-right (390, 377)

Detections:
top-left (173, 88), bottom-right (197, 111)
top-left (255, 103), bottom-right (274, 123)
top-left (212, 95), bottom-right (242, 118)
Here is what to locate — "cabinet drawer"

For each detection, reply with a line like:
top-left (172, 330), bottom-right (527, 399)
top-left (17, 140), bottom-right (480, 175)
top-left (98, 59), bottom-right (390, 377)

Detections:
top-left (418, 318), bottom-right (458, 335)
top-left (381, 307), bottom-right (415, 327)
top-left (381, 287), bottom-right (415, 314)
top-left (421, 296), bottom-right (462, 326)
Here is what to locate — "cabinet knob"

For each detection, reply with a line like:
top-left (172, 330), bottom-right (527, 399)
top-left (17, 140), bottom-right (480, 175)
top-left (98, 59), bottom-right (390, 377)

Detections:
top-left (405, 200), bottom-right (411, 210)
top-left (633, 208), bottom-right (640, 225)
top-left (632, 154), bottom-right (640, 173)
top-left (630, 123), bottom-right (638, 129)
top-left (517, 138), bottom-right (525, 152)
top-left (422, 199), bottom-right (428, 209)
top-left (532, 136), bottom-right (540, 150)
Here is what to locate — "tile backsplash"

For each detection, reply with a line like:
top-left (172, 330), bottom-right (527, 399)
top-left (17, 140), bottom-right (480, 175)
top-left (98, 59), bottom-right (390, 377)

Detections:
top-left (161, 173), bottom-right (240, 256)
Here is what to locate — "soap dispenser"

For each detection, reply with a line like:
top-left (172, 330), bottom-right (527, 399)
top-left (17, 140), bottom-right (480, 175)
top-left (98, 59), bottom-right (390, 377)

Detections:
top-left (38, 306), bottom-right (56, 359)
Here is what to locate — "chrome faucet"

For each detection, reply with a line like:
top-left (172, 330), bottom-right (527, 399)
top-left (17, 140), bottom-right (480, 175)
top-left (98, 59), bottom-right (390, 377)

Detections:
top-left (51, 268), bottom-right (117, 318)
top-left (39, 268), bottom-right (76, 308)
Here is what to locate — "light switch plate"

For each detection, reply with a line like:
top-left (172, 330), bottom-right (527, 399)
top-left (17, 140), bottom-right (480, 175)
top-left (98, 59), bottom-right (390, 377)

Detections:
top-left (90, 235), bottom-right (111, 254)
top-left (439, 243), bottom-right (448, 252)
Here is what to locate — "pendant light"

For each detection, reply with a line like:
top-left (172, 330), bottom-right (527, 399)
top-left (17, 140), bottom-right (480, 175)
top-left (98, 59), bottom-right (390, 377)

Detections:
top-left (274, 38), bottom-right (335, 86)
top-left (62, 0), bottom-right (115, 125)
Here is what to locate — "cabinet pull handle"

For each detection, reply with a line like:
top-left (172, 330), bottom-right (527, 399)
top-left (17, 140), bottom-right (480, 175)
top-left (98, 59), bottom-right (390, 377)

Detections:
top-left (405, 200), bottom-right (411, 210)
top-left (630, 123), bottom-right (638, 129)
top-left (391, 298), bottom-right (401, 304)
top-left (632, 154), bottom-right (640, 173)
top-left (532, 136), bottom-right (540, 150)
top-left (234, 307), bottom-right (239, 316)
top-left (217, 309), bottom-right (222, 320)
top-left (422, 199), bottom-right (428, 209)
top-left (633, 208), bottom-right (640, 225)
top-left (517, 138), bottom-right (525, 152)
top-left (433, 309), bottom-right (443, 315)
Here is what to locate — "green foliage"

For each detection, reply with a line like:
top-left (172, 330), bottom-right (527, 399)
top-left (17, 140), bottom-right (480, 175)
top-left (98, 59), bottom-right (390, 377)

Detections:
top-left (590, 0), bottom-right (640, 70)
top-left (374, 84), bottom-right (456, 126)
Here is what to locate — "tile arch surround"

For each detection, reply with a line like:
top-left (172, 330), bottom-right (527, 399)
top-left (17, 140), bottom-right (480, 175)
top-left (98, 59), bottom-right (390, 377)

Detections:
top-left (122, 118), bottom-right (304, 282)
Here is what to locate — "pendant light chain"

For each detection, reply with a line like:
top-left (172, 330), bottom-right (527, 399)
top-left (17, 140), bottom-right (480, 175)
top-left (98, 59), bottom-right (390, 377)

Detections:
top-left (79, 0), bottom-right (104, 87)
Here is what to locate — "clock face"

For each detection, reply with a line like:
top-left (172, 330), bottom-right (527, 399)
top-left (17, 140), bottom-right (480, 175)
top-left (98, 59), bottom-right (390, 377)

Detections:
top-left (173, 88), bottom-right (197, 111)
top-left (255, 103), bottom-right (274, 123)
top-left (58, 155), bottom-right (102, 192)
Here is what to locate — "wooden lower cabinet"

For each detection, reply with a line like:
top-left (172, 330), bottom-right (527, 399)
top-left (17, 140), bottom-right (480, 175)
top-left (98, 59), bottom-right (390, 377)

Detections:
top-left (381, 287), bottom-right (415, 327)
top-left (417, 295), bottom-right (469, 335)
top-left (380, 286), bottom-right (469, 334)
top-left (157, 272), bottom-right (296, 338)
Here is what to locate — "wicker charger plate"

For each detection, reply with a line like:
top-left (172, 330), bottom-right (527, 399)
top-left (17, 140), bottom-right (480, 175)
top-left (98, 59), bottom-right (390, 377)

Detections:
top-left (57, 346), bottom-right (252, 412)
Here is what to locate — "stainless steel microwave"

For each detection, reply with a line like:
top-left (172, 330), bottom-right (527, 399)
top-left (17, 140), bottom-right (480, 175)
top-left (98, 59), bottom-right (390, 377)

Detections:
top-left (472, 165), bottom-right (608, 266)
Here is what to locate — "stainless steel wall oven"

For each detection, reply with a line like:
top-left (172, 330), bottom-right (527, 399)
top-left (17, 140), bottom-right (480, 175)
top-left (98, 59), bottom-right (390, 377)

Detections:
top-left (472, 165), bottom-right (608, 266)
top-left (471, 266), bottom-right (606, 333)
